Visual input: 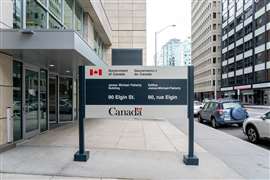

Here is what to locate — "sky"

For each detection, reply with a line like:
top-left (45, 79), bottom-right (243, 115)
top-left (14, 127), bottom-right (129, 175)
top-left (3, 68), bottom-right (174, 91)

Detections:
top-left (146, 0), bottom-right (191, 65)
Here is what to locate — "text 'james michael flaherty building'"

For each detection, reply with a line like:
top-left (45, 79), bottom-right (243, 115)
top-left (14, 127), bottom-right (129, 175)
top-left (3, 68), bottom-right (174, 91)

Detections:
top-left (0, 0), bottom-right (146, 148)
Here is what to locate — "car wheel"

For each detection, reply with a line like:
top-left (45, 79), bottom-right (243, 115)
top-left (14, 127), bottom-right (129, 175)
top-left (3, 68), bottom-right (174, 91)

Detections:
top-left (246, 125), bottom-right (259, 143)
top-left (211, 117), bottom-right (218, 129)
top-left (198, 114), bottom-right (203, 123)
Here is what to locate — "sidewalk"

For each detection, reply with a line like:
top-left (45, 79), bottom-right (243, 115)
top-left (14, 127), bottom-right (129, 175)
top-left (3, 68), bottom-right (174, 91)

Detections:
top-left (0, 118), bottom-right (266, 179)
top-left (244, 105), bottom-right (270, 110)
top-left (169, 118), bottom-right (270, 180)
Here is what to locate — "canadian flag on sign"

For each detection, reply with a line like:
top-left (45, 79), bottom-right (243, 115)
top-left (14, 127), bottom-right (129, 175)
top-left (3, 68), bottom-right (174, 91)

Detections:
top-left (90, 69), bottom-right (102, 76)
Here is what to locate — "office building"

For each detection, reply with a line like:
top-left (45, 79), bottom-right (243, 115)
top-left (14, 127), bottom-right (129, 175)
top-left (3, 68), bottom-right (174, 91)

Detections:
top-left (0, 0), bottom-right (146, 147)
top-left (221, 0), bottom-right (270, 105)
top-left (158, 38), bottom-right (191, 66)
top-left (191, 0), bottom-right (222, 101)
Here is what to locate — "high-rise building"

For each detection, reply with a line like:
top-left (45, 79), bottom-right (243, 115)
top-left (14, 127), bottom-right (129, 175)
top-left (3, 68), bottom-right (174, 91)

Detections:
top-left (221, 0), bottom-right (270, 105)
top-left (191, 0), bottom-right (222, 101)
top-left (0, 0), bottom-right (146, 147)
top-left (158, 38), bottom-right (191, 66)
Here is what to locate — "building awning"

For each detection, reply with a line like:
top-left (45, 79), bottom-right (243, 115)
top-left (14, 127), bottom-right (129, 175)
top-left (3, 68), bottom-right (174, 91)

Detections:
top-left (0, 29), bottom-right (107, 75)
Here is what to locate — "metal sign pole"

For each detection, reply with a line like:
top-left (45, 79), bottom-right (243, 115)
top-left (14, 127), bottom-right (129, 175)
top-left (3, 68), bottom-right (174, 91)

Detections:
top-left (74, 66), bottom-right (89, 162)
top-left (183, 65), bottom-right (199, 165)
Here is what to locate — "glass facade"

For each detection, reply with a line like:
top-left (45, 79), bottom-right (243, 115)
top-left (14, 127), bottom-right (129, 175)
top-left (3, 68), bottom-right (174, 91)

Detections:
top-left (49, 0), bottom-right (62, 20)
top-left (64, 0), bottom-right (73, 28)
top-left (25, 69), bottom-right (39, 133)
top-left (13, 61), bottom-right (23, 141)
top-left (75, 1), bottom-right (83, 33)
top-left (13, 0), bottom-right (22, 28)
top-left (26, 0), bottom-right (47, 29)
top-left (40, 70), bottom-right (48, 132)
top-left (59, 77), bottom-right (73, 122)
top-left (15, 0), bottom-right (83, 34)
top-left (49, 15), bottom-right (62, 29)
top-left (221, 0), bottom-right (270, 105)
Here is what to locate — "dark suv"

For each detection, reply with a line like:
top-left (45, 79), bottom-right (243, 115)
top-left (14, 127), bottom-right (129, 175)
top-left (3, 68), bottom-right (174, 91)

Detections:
top-left (198, 99), bottom-right (248, 128)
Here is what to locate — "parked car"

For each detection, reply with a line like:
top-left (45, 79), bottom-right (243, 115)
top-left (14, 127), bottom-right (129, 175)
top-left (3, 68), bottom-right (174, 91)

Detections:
top-left (198, 99), bottom-right (248, 128)
top-left (243, 111), bottom-right (270, 143)
top-left (194, 101), bottom-right (203, 116)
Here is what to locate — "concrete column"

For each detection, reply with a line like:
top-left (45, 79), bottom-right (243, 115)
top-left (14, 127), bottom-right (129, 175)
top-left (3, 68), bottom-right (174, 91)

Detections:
top-left (0, 0), bottom-right (13, 29)
top-left (0, 53), bottom-right (13, 145)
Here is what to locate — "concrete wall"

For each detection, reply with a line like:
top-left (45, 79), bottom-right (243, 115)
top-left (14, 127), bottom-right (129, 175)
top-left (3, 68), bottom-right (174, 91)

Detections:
top-left (102, 0), bottom-right (147, 65)
top-left (84, 13), bottom-right (95, 49)
top-left (0, 53), bottom-right (13, 145)
top-left (0, 0), bottom-right (13, 29)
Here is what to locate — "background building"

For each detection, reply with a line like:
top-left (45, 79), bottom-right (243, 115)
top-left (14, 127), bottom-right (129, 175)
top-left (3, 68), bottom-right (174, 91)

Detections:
top-left (221, 0), bottom-right (270, 105)
top-left (0, 0), bottom-right (146, 147)
top-left (158, 38), bottom-right (191, 66)
top-left (191, 0), bottom-right (222, 101)
top-left (102, 0), bottom-right (147, 65)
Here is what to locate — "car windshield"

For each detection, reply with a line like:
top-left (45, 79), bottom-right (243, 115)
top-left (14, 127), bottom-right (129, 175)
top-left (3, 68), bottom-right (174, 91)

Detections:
top-left (222, 102), bottom-right (242, 109)
top-left (194, 101), bottom-right (202, 106)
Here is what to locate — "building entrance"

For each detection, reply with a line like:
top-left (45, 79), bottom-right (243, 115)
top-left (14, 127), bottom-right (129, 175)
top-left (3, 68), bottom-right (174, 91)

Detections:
top-left (23, 68), bottom-right (40, 138)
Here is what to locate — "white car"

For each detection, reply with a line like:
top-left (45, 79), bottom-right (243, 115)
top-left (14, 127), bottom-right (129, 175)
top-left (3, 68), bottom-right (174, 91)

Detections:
top-left (243, 111), bottom-right (270, 143)
top-left (194, 101), bottom-right (203, 116)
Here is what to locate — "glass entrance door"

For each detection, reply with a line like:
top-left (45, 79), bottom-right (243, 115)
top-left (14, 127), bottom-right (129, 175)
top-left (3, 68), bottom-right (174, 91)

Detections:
top-left (49, 75), bottom-right (58, 123)
top-left (24, 69), bottom-right (39, 137)
top-left (59, 77), bottom-right (73, 122)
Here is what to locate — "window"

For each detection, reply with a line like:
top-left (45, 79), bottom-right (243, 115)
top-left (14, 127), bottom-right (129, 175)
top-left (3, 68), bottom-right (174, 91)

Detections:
top-left (267, 69), bottom-right (270, 80)
top-left (256, 15), bottom-right (265, 29)
top-left (245, 23), bottom-right (252, 35)
top-left (244, 39), bottom-right (253, 51)
top-left (255, 33), bottom-right (265, 46)
top-left (244, 57), bottom-right (253, 67)
top-left (49, 0), bottom-right (62, 20)
top-left (64, 0), bottom-right (73, 29)
top-left (13, 0), bottom-right (22, 28)
top-left (228, 63), bottom-right (235, 72)
top-left (236, 60), bottom-right (244, 70)
top-left (236, 29), bottom-right (243, 40)
top-left (213, 24), bottom-right (217, 30)
top-left (255, 52), bottom-right (265, 65)
top-left (236, 44), bottom-right (243, 55)
top-left (75, 1), bottom-right (83, 33)
top-left (236, 15), bottom-right (243, 25)
top-left (228, 77), bottom-right (235, 86)
top-left (245, 6), bottom-right (253, 19)
top-left (213, 35), bottom-right (217, 41)
top-left (26, 0), bottom-right (47, 29)
top-left (222, 78), bottom-right (229, 87)
top-left (236, 75), bottom-right (244, 85)
top-left (213, 46), bottom-right (216, 52)
top-left (255, 70), bottom-right (266, 83)
top-left (255, 0), bottom-right (265, 11)
top-left (213, 57), bottom-right (216, 64)
top-left (244, 73), bottom-right (253, 84)
top-left (267, 49), bottom-right (270, 61)
top-left (49, 15), bottom-right (62, 29)
top-left (213, 12), bottom-right (217, 18)
top-left (267, 30), bottom-right (270, 41)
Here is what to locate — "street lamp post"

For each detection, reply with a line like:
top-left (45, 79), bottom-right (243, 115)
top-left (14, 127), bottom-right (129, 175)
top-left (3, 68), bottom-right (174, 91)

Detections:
top-left (154, 24), bottom-right (176, 66)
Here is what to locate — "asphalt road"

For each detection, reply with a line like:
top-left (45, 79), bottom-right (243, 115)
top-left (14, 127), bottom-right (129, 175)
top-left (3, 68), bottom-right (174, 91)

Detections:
top-left (194, 108), bottom-right (270, 150)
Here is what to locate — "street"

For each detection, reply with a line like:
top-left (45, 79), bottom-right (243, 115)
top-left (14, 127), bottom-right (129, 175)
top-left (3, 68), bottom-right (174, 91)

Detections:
top-left (195, 108), bottom-right (270, 151)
